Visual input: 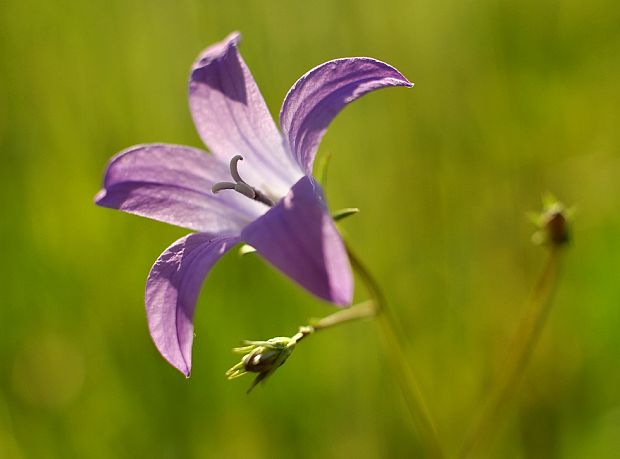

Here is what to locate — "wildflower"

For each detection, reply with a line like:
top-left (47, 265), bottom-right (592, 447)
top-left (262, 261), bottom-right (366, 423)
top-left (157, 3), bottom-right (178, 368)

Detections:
top-left (95, 32), bottom-right (412, 376)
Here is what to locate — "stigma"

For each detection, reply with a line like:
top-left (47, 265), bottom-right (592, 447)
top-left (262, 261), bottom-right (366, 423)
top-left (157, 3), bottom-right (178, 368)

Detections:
top-left (212, 155), bottom-right (275, 207)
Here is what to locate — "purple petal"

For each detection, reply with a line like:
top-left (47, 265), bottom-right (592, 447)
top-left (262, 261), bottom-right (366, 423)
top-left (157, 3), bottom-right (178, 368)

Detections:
top-left (146, 233), bottom-right (240, 376)
top-left (242, 176), bottom-right (353, 305)
top-left (95, 144), bottom-right (266, 233)
top-left (189, 32), bottom-right (303, 199)
top-left (280, 58), bottom-right (413, 174)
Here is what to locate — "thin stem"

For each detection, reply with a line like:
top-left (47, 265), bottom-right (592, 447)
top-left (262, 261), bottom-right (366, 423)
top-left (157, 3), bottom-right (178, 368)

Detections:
top-left (459, 246), bottom-right (564, 458)
top-left (288, 300), bottom-right (377, 346)
top-left (346, 243), bottom-right (445, 459)
top-left (273, 243), bottom-right (443, 457)
top-left (312, 300), bottom-right (377, 330)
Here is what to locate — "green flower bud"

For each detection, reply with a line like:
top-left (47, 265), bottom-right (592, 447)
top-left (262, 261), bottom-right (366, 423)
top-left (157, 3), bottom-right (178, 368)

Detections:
top-left (530, 194), bottom-right (573, 247)
top-left (226, 336), bottom-right (299, 393)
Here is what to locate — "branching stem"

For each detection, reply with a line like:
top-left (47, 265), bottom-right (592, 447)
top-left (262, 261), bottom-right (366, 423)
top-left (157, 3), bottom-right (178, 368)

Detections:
top-left (287, 243), bottom-right (444, 458)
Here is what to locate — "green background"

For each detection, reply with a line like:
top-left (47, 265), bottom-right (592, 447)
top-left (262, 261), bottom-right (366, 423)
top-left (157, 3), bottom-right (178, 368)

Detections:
top-left (1, 0), bottom-right (619, 457)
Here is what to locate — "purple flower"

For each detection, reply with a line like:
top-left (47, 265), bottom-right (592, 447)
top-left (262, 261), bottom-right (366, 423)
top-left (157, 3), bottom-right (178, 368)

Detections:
top-left (95, 32), bottom-right (412, 376)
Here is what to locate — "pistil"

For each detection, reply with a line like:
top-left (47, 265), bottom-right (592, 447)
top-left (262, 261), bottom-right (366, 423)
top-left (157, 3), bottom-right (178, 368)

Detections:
top-left (212, 155), bottom-right (275, 207)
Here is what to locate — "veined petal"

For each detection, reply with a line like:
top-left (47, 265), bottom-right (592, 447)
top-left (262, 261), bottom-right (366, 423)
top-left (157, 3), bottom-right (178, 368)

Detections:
top-left (280, 57), bottom-right (413, 174)
top-left (189, 32), bottom-right (303, 199)
top-left (242, 176), bottom-right (353, 305)
top-left (146, 233), bottom-right (240, 376)
top-left (95, 144), bottom-right (266, 233)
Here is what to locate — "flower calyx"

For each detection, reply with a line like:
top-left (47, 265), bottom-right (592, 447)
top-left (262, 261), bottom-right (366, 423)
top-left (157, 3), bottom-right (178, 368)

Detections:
top-left (226, 337), bottom-right (295, 393)
top-left (226, 327), bottom-right (314, 393)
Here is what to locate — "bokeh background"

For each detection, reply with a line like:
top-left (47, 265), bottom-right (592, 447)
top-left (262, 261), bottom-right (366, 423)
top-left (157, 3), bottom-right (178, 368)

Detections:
top-left (1, 0), bottom-right (619, 457)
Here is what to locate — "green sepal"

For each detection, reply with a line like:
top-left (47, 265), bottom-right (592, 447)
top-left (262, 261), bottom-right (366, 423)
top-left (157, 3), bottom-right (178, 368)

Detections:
top-left (332, 207), bottom-right (360, 222)
top-left (315, 151), bottom-right (333, 186)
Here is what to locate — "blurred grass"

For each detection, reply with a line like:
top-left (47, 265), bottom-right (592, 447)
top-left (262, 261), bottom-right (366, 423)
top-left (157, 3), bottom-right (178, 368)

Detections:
top-left (1, 0), bottom-right (619, 457)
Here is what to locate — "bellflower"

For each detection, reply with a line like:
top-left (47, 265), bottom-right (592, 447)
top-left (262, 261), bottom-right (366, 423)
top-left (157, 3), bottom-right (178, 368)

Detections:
top-left (95, 32), bottom-right (412, 376)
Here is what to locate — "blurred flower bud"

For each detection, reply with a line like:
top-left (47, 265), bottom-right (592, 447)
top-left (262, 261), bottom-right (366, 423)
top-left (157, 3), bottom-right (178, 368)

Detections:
top-left (530, 195), bottom-right (573, 247)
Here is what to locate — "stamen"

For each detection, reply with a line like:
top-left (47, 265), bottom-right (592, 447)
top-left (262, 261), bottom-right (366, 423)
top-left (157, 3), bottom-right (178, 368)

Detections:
top-left (211, 155), bottom-right (275, 208)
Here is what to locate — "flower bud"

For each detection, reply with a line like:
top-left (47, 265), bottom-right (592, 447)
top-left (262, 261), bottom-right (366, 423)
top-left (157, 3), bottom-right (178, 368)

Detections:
top-left (226, 337), bottom-right (296, 393)
top-left (530, 195), bottom-right (573, 247)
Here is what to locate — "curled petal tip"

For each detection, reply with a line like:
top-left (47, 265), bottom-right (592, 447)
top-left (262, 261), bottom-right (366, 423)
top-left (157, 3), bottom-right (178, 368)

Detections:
top-left (93, 189), bottom-right (107, 205)
top-left (151, 342), bottom-right (193, 379)
top-left (228, 30), bottom-right (242, 44)
top-left (171, 360), bottom-right (191, 378)
top-left (193, 31), bottom-right (242, 70)
top-left (382, 66), bottom-right (413, 87)
top-left (156, 350), bottom-right (192, 378)
top-left (280, 57), bottom-right (416, 174)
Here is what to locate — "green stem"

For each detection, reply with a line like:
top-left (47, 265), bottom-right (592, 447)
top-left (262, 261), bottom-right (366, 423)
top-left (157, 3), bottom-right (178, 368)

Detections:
top-left (459, 246), bottom-right (564, 458)
top-left (346, 243), bottom-right (445, 459)
top-left (312, 300), bottom-right (376, 330)
top-left (288, 300), bottom-right (376, 346)
top-left (282, 243), bottom-right (444, 457)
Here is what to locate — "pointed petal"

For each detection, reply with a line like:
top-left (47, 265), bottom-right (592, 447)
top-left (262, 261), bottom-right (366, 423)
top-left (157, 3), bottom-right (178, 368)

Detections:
top-left (280, 57), bottom-right (413, 174)
top-left (241, 176), bottom-right (353, 305)
top-left (95, 144), bottom-right (265, 233)
top-left (189, 32), bottom-right (302, 199)
top-left (146, 233), bottom-right (240, 376)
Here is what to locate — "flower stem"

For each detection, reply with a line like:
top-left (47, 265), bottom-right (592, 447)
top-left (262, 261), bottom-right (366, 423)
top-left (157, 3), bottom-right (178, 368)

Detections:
top-left (345, 243), bottom-right (445, 459)
top-left (286, 301), bottom-right (376, 346)
top-left (458, 246), bottom-right (565, 458)
top-left (281, 243), bottom-right (443, 457)
top-left (312, 300), bottom-right (377, 330)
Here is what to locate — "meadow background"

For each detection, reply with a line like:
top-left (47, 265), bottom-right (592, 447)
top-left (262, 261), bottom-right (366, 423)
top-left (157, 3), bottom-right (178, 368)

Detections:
top-left (1, 0), bottom-right (619, 457)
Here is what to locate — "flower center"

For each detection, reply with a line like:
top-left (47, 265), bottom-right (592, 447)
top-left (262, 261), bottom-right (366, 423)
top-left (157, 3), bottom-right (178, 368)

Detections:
top-left (212, 155), bottom-right (275, 207)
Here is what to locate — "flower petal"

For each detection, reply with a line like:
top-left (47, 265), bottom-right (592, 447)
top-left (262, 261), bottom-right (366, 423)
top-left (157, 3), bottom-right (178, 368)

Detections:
top-left (189, 32), bottom-right (303, 199)
top-left (241, 176), bottom-right (353, 305)
top-left (95, 144), bottom-right (266, 233)
top-left (280, 57), bottom-right (413, 174)
top-left (146, 233), bottom-right (240, 376)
